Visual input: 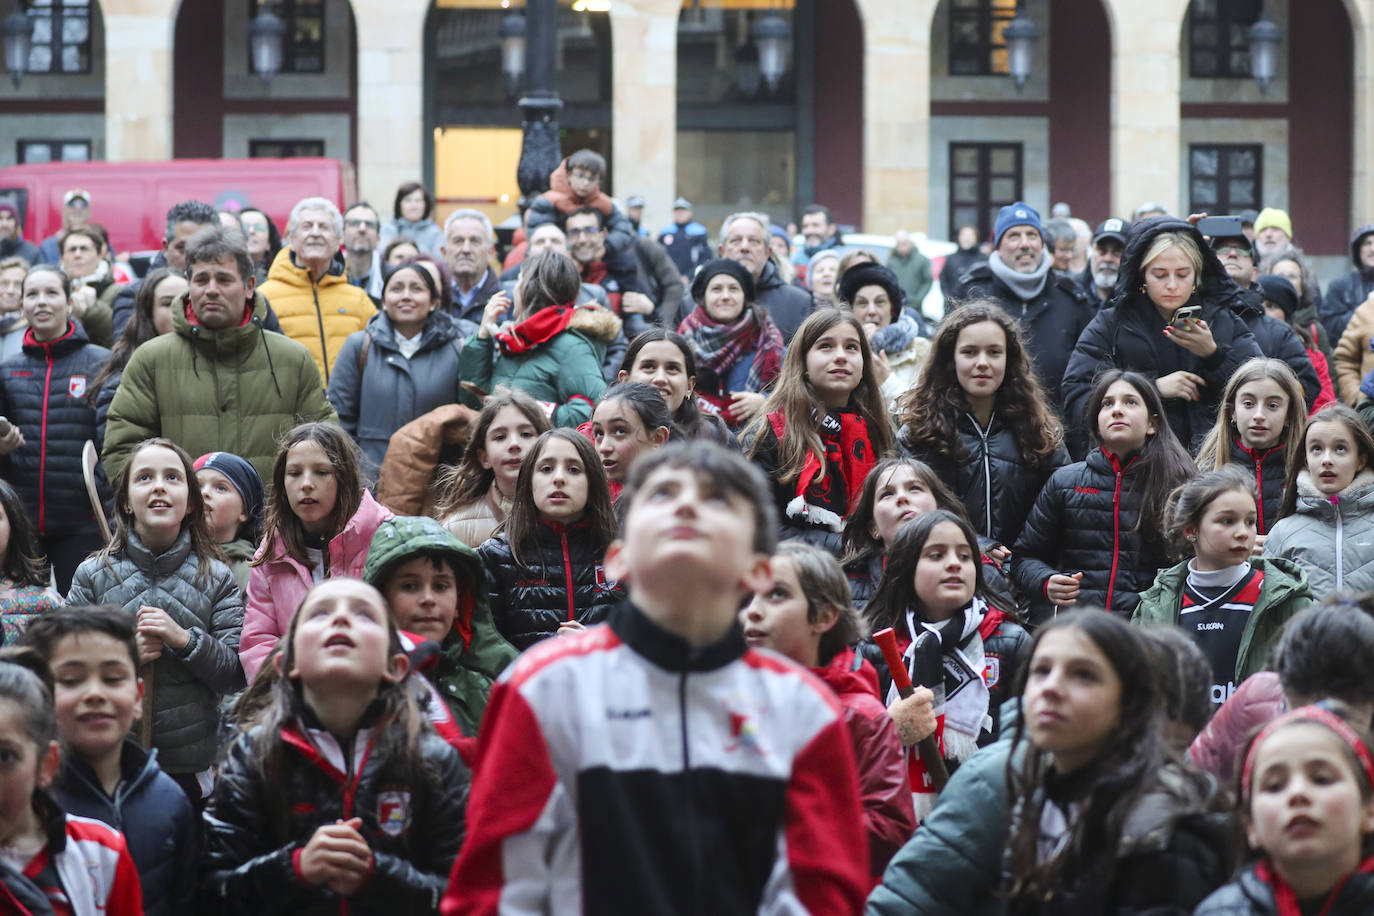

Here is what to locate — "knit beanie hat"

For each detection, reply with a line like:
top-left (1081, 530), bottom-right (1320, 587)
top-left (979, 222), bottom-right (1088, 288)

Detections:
top-left (1254, 207), bottom-right (1293, 239)
top-left (1257, 274), bottom-right (1300, 322)
top-left (0, 202), bottom-right (19, 224)
top-left (194, 452), bottom-right (264, 542)
top-left (691, 257), bottom-right (757, 306)
top-left (993, 201), bottom-right (1043, 247)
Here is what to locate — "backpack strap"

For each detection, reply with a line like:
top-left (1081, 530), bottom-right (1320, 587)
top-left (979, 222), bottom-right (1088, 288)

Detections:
top-left (358, 334), bottom-right (372, 373)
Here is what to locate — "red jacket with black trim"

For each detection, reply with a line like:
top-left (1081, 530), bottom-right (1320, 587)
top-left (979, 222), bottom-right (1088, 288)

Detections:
top-left (441, 601), bottom-right (870, 916)
top-left (813, 647), bottom-right (916, 884)
top-left (203, 706), bottom-right (469, 915)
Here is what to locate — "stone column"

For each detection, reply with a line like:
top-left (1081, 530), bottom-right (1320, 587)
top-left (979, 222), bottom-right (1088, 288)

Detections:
top-left (608, 0), bottom-right (681, 230)
top-left (1107, 0), bottom-right (1189, 218)
top-left (854, 0), bottom-right (939, 234)
top-left (352, 0), bottom-right (429, 208)
top-left (1350, 2), bottom-right (1373, 223)
top-left (103, 0), bottom-right (176, 162)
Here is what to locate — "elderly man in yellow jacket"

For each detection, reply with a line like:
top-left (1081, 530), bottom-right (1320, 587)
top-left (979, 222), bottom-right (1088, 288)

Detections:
top-left (258, 196), bottom-right (376, 384)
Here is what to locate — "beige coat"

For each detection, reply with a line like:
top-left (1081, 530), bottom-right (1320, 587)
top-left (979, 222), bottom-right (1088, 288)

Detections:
top-left (1333, 296), bottom-right (1374, 404)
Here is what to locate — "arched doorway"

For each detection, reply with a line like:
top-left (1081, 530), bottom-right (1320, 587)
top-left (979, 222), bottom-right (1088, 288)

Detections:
top-left (928, 0), bottom-right (1112, 241)
top-left (422, 0), bottom-right (612, 229)
top-left (1178, 0), bottom-right (1352, 258)
top-left (173, 0), bottom-right (359, 165)
top-left (0, 0), bottom-right (106, 167)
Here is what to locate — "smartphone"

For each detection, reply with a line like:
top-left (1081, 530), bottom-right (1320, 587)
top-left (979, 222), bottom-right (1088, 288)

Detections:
top-left (1171, 305), bottom-right (1203, 326)
top-left (1196, 215), bottom-right (1245, 240)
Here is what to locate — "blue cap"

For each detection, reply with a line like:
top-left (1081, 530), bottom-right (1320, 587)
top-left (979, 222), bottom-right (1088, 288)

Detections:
top-left (994, 201), bottom-right (1042, 248)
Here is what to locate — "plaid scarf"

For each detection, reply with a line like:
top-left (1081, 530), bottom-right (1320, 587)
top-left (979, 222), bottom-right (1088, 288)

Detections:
top-left (679, 307), bottom-right (784, 395)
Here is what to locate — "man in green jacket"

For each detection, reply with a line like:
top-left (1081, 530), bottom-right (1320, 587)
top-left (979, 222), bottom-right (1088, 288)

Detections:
top-left (103, 225), bottom-right (337, 483)
top-left (886, 229), bottom-right (933, 313)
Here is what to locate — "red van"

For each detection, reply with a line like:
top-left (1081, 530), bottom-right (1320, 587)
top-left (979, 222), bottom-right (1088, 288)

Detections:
top-left (0, 157), bottom-right (356, 258)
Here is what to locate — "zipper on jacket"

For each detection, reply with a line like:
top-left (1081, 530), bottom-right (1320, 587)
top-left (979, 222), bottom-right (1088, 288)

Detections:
top-left (1335, 502), bottom-right (1345, 593)
top-left (1254, 456), bottom-right (1265, 533)
top-left (1105, 462), bottom-right (1124, 611)
top-left (37, 341), bottom-right (54, 534)
top-left (559, 529), bottom-right (575, 621)
top-left (968, 413), bottom-right (993, 536)
top-left (679, 667), bottom-right (702, 916)
top-left (312, 282), bottom-right (330, 384)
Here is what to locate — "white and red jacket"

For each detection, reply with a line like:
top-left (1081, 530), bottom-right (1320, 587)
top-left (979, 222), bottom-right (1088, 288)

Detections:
top-left (441, 602), bottom-right (869, 915)
top-left (0, 810), bottom-right (143, 916)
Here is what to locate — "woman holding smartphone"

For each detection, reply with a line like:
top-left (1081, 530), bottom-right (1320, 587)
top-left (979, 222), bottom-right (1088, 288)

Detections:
top-left (1061, 217), bottom-right (1264, 450)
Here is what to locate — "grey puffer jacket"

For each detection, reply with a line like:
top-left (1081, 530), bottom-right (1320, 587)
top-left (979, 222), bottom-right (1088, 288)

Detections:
top-left (66, 529), bottom-right (245, 773)
top-left (1263, 468), bottom-right (1374, 602)
top-left (326, 309), bottom-right (466, 473)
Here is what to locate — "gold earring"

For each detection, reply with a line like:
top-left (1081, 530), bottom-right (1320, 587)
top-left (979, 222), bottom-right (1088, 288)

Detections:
top-left (1140, 284), bottom-right (1148, 295)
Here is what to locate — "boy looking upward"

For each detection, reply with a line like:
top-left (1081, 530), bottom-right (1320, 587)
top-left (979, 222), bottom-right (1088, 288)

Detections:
top-left (444, 442), bottom-right (868, 915)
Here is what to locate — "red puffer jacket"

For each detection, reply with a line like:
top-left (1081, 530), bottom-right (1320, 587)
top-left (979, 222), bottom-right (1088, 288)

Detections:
top-left (813, 647), bottom-right (916, 884)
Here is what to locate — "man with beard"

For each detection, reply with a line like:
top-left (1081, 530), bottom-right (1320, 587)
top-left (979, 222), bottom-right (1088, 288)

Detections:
top-left (953, 202), bottom-right (1094, 410)
top-left (1079, 218), bottom-right (1129, 305)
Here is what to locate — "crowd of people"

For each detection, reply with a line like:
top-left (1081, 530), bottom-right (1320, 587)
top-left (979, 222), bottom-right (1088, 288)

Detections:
top-left (4, 155), bottom-right (1374, 913)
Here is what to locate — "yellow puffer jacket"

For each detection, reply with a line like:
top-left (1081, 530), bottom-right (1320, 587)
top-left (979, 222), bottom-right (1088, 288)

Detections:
top-left (258, 246), bottom-right (376, 384)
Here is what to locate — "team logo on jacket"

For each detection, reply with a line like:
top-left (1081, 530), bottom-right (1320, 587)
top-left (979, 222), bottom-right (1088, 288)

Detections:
top-left (983, 656), bottom-right (1001, 688)
top-left (68, 375), bottom-right (86, 398)
top-left (377, 789), bottom-right (412, 837)
top-left (725, 711), bottom-right (764, 756)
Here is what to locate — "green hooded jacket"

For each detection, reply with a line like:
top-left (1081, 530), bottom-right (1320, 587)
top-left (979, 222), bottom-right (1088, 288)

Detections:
top-left (363, 515), bottom-right (518, 736)
top-left (1132, 556), bottom-right (1313, 682)
top-left (102, 289), bottom-right (338, 484)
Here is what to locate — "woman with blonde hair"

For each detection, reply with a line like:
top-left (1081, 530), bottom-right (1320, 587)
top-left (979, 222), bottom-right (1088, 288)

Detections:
top-left (1062, 217), bottom-right (1263, 449)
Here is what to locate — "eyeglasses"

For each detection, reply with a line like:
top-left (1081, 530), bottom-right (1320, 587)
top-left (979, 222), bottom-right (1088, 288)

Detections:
top-left (345, 219), bottom-right (379, 230)
top-left (568, 227), bottom-right (601, 238)
top-left (1215, 245), bottom-right (1250, 259)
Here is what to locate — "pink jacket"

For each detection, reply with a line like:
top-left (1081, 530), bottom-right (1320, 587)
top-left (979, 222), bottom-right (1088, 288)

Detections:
top-left (1187, 671), bottom-right (1285, 784)
top-left (240, 490), bottom-right (394, 680)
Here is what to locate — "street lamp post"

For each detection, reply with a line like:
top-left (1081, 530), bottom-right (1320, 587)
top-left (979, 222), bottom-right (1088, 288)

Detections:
top-left (249, 6), bottom-right (286, 83)
top-left (500, 11), bottom-right (526, 98)
top-left (1004, 1), bottom-right (1038, 93)
top-left (751, 14), bottom-right (790, 93)
top-left (514, 0), bottom-right (563, 208)
top-left (2, 3), bottom-right (33, 89)
top-left (1248, 6), bottom-right (1283, 95)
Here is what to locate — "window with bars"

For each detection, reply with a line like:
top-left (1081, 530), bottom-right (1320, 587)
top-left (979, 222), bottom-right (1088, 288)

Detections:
top-left (1188, 144), bottom-right (1262, 214)
top-left (1188, 0), bottom-right (1262, 78)
top-left (249, 139), bottom-right (326, 158)
top-left (249, 0), bottom-right (325, 75)
top-left (23, 0), bottom-right (91, 75)
top-left (948, 0), bottom-right (1018, 76)
top-left (949, 142), bottom-right (1023, 241)
top-left (16, 139), bottom-right (91, 164)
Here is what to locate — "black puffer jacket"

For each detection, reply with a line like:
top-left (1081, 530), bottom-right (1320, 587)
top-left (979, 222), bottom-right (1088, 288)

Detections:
top-left (478, 521), bottom-right (625, 650)
top-left (1321, 223), bottom-right (1374, 342)
top-left (952, 263), bottom-right (1095, 409)
top-left (900, 415), bottom-right (1070, 548)
top-left (1011, 447), bottom-right (1173, 617)
top-left (1228, 437), bottom-right (1288, 535)
top-left (203, 713), bottom-right (469, 915)
top-left (0, 322), bottom-right (110, 535)
top-left (1232, 285), bottom-right (1321, 410)
top-left (1195, 861), bottom-right (1374, 915)
top-left (1061, 218), bottom-right (1264, 451)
